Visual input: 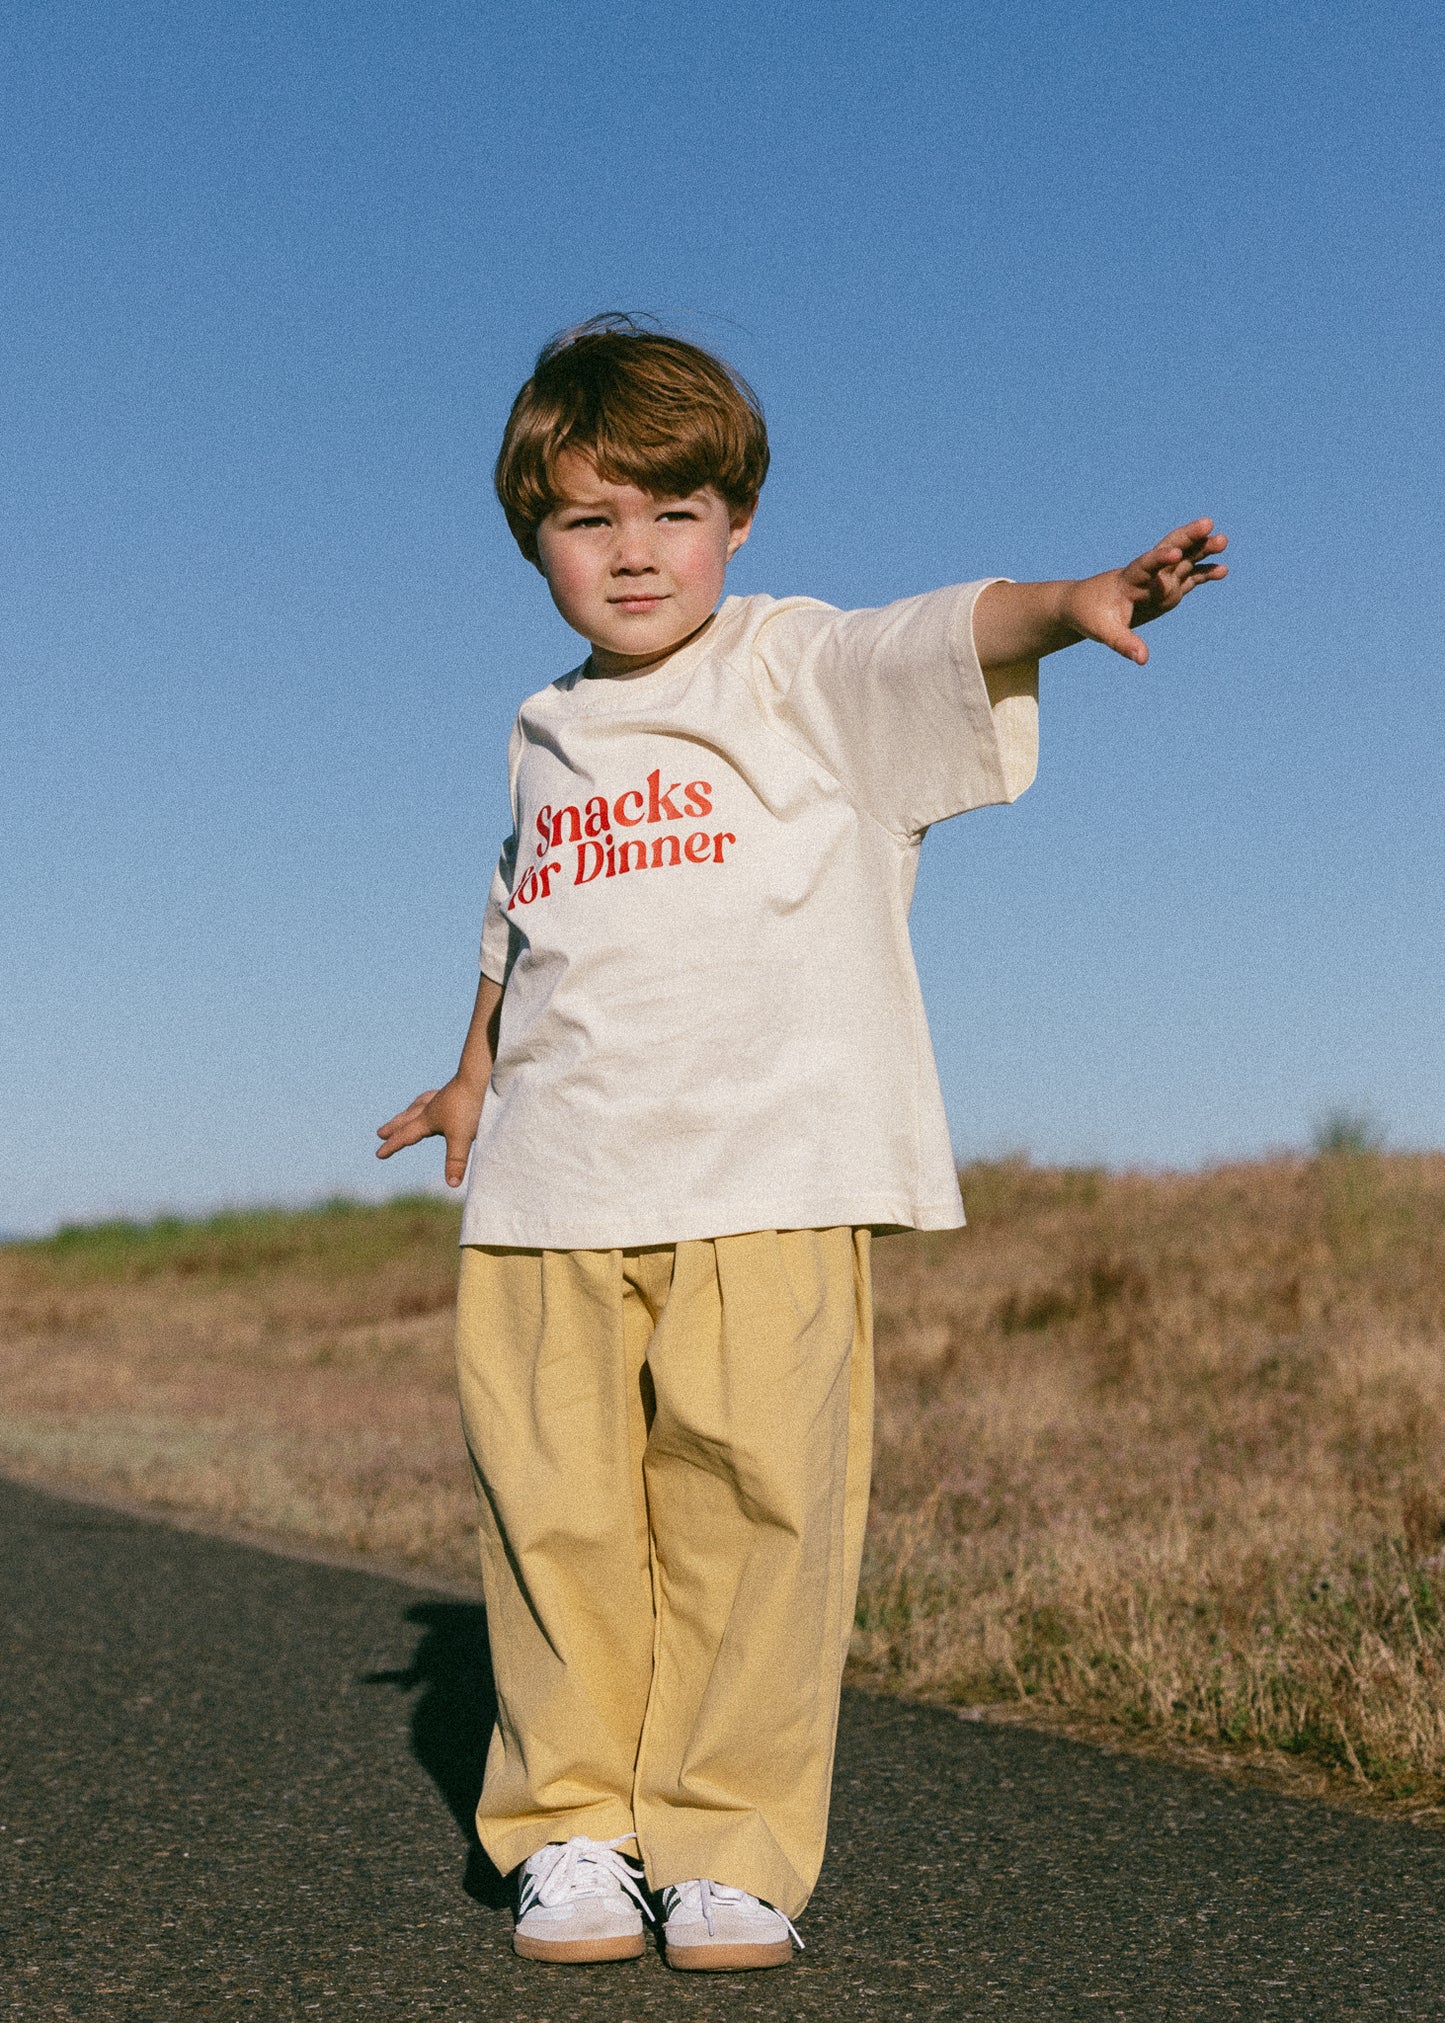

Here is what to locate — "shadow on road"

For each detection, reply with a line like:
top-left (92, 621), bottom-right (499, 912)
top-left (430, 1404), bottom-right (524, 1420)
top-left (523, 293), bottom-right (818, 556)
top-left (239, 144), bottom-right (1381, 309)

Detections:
top-left (360, 1600), bottom-right (510, 1908)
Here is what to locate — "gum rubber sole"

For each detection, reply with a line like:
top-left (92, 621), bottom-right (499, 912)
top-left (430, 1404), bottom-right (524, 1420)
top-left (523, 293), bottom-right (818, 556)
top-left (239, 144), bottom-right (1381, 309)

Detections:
top-left (665, 1939), bottom-right (794, 1971)
top-left (513, 1931), bottom-right (645, 1963)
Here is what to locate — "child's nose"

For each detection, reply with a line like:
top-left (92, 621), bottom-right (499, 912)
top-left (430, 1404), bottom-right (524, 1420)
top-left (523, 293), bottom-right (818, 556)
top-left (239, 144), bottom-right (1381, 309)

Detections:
top-left (612, 530), bottom-right (658, 574)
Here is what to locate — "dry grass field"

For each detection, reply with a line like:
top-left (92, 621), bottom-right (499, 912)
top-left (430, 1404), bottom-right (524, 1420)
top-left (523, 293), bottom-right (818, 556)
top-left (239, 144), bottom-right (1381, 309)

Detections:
top-left (3, 1150), bottom-right (1443, 1815)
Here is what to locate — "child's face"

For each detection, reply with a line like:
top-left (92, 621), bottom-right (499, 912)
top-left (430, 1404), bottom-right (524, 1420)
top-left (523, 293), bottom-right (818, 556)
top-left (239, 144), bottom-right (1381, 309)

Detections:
top-left (534, 451), bottom-right (752, 673)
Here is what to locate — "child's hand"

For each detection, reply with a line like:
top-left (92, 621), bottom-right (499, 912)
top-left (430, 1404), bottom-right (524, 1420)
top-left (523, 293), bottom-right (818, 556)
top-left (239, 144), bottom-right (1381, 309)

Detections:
top-left (376, 1077), bottom-right (485, 1189)
top-left (973, 521), bottom-right (1229, 671)
top-left (1061, 519), bottom-right (1229, 666)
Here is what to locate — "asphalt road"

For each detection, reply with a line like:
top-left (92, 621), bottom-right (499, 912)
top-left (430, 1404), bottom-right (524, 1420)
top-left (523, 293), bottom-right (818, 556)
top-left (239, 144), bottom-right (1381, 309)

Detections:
top-left (2, 1474), bottom-right (1443, 2020)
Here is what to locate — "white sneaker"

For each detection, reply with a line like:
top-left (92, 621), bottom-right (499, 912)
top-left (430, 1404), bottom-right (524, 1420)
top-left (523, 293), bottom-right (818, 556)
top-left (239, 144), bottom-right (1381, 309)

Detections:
top-left (660, 1877), bottom-right (800, 1971)
top-left (513, 1835), bottom-right (652, 1963)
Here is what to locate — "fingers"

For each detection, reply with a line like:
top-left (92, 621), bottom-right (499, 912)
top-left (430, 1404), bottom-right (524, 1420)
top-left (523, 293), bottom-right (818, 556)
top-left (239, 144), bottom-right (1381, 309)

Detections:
top-left (1090, 617), bottom-right (1150, 665)
top-left (375, 1116), bottom-right (426, 1159)
top-left (1176, 530), bottom-right (1229, 580)
top-left (374, 1090), bottom-right (440, 1160)
top-left (443, 1131), bottom-right (472, 1189)
top-left (1166, 515), bottom-right (1216, 544)
top-left (1152, 517), bottom-right (1220, 558)
top-left (377, 1091), bottom-right (437, 1138)
top-left (1177, 560), bottom-right (1229, 596)
top-left (376, 1083), bottom-right (479, 1186)
top-left (1132, 522), bottom-right (1228, 582)
top-left (1122, 527), bottom-right (1229, 628)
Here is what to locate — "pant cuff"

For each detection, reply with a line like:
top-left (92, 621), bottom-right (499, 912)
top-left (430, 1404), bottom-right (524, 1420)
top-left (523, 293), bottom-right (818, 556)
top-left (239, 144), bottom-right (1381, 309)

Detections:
top-left (477, 1803), bottom-right (639, 1878)
top-left (637, 1810), bottom-right (812, 1921)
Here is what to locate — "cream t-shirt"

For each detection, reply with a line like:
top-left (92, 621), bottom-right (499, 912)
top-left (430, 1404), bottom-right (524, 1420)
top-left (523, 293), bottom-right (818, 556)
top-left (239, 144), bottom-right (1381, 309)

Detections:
top-left (460, 581), bottom-right (1038, 1250)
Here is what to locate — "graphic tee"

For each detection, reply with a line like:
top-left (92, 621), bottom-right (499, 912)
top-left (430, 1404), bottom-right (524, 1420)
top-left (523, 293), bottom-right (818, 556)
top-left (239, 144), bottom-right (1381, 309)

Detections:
top-left (461, 581), bottom-right (1038, 1250)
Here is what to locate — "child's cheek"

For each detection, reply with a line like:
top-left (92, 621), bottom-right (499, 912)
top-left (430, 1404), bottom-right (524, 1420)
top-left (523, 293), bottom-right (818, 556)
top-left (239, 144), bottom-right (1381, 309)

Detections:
top-left (548, 554), bottom-right (603, 627)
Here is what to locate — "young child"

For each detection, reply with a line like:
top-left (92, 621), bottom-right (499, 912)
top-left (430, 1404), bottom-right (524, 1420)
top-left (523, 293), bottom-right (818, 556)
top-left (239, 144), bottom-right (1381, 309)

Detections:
top-left (377, 317), bottom-right (1227, 1972)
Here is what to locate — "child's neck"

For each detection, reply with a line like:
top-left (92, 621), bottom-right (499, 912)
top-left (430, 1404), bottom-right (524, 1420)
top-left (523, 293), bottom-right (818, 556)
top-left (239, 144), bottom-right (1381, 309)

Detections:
top-left (585, 610), bottom-right (718, 681)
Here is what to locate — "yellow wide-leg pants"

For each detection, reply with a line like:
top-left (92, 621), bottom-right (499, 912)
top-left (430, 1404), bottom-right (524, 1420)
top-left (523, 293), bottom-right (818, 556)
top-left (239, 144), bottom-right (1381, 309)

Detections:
top-left (454, 1227), bottom-right (873, 1920)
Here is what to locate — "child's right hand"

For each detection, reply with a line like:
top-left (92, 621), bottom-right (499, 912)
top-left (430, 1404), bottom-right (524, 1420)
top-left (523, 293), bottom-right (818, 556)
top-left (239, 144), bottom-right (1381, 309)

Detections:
top-left (376, 1077), bottom-right (486, 1188)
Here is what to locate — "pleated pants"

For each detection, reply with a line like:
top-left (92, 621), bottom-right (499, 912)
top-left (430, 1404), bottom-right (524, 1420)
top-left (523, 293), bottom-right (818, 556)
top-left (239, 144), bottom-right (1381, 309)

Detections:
top-left (453, 1226), bottom-right (873, 1918)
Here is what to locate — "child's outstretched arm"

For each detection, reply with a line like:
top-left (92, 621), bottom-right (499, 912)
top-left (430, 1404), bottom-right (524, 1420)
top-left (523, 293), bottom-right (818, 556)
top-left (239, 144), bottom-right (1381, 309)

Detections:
top-left (375, 973), bottom-right (504, 1189)
top-left (972, 518), bottom-right (1228, 671)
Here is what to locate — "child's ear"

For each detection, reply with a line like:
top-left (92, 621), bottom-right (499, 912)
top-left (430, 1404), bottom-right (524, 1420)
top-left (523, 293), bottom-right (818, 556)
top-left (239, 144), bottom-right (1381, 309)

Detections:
top-left (726, 509), bottom-right (755, 560)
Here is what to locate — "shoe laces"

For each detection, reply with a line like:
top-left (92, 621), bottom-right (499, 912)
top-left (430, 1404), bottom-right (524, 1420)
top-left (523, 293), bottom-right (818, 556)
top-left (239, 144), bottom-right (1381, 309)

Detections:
top-left (518, 1835), bottom-right (653, 1921)
top-left (661, 1876), bottom-right (803, 1949)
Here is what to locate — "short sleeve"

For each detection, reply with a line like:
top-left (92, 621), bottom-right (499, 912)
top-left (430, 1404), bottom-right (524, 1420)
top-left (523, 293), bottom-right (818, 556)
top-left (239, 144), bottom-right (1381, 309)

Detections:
top-left (478, 715), bottom-right (526, 984)
top-left (478, 831), bottom-right (520, 983)
top-left (754, 580), bottom-right (1038, 836)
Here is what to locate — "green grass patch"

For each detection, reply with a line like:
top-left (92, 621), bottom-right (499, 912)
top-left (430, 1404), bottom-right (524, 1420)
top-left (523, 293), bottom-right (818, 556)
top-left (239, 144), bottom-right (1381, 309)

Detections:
top-left (11, 1195), bottom-right (463, 1287)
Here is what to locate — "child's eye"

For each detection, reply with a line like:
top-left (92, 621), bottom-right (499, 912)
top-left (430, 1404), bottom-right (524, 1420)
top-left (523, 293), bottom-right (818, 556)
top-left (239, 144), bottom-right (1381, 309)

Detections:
top-left (563, 514), bottom-right (609, 529)
top-left (659, 509), bottom-right (700, 522)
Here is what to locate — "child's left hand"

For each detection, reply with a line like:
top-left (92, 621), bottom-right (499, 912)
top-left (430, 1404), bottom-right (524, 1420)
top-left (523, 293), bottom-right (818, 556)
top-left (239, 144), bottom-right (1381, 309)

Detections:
top-left (1062, 519), bottom-right (1229, 666)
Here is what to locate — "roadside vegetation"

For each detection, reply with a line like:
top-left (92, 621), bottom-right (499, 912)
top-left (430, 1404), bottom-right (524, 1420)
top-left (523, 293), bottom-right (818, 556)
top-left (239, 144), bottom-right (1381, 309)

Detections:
top-left (3, 1153), bottom-right (1443, 1814)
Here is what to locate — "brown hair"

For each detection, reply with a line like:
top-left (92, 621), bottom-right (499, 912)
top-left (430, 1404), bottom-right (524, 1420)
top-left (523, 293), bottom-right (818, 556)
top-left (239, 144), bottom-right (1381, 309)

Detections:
top-left (494, 315), bottom-right (769, 561)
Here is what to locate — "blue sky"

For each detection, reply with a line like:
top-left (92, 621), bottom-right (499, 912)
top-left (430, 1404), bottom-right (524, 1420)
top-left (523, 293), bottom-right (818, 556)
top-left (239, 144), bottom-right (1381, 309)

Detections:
top-left (4, 0), bottom-right (1442, 1233)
